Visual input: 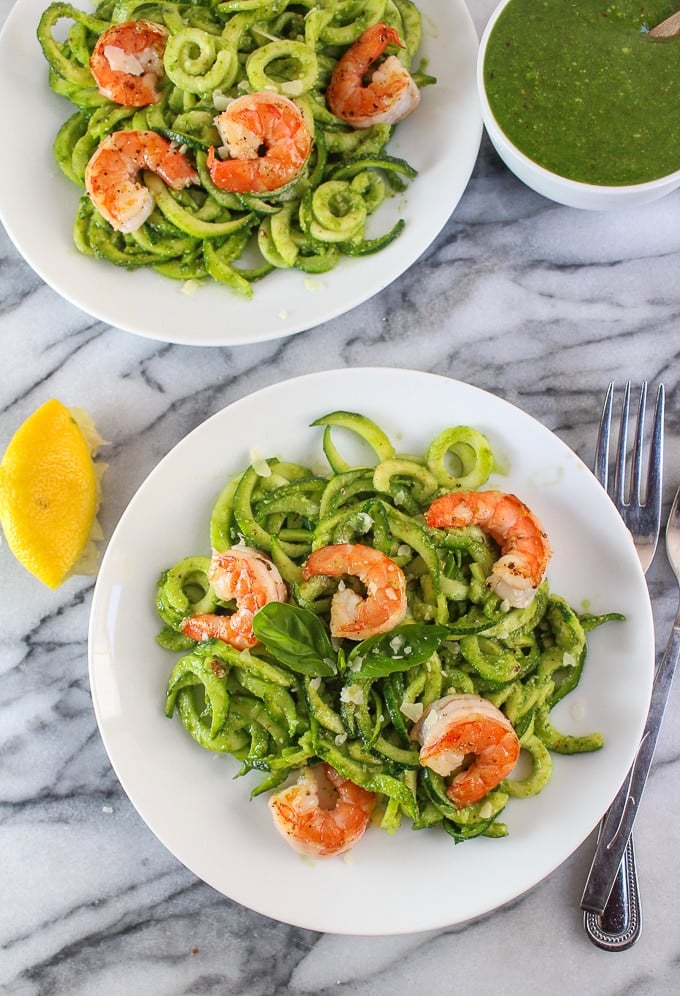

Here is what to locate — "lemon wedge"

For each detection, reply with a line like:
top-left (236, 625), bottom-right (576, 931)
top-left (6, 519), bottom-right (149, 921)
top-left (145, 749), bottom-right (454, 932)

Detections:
top-left (0, 399), bottom-right (106, 589)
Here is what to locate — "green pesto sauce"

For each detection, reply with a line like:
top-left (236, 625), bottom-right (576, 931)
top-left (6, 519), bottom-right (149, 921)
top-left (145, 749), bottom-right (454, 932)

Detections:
top-left (484, 0), bottom-right (680, 185)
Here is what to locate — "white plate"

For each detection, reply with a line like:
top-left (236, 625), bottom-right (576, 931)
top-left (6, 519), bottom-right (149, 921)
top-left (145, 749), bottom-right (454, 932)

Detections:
top-left (0, 0), bottom-right (481, 346)
top-left (88, 368), bottom-right (654, 934)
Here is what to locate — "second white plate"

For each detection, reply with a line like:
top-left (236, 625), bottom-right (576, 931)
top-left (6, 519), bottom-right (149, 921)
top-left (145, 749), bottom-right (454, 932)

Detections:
top-left (88, 368), bottom-right (654, 934)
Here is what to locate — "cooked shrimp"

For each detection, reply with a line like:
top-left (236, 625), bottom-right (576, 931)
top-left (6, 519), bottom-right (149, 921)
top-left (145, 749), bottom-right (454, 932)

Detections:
top-left (84, 130), bottom-right (199, 233)
top-left (206, 92), bottom-right (312, 194)
top-left (411, 693), bottom-right (520, 808)
top-left (90, 20), bottom-right (168, 107)
top-left (302, 543), bottom-right (407, 641)
top-left (181, 546), bottom-right (287, 651)
top-left (425, 490), bottom-right (552, 608)
top-left (326, 22), bottom-right (421, 129)
top-left (269, 763), bottom-right (376, 857)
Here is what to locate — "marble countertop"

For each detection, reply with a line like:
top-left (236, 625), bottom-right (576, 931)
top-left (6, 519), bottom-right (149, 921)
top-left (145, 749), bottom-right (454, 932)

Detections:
top-left (2, 0), bottom-right (679, 992)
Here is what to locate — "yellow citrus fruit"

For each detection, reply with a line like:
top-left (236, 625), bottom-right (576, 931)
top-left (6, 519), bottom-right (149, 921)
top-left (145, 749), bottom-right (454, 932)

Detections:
top-left (0, 399), bottom-right (104, 589)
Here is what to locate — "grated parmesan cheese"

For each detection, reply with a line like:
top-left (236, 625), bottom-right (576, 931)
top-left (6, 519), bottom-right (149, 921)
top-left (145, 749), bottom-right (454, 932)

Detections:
top-left (400, 700), bottom-right (424, 723)
top-left (340, 684), bottom-right (364, 705)
top-left (249, 448), bottom-right (271, 477)
top-left (212, 90), bottom-right (231, 111)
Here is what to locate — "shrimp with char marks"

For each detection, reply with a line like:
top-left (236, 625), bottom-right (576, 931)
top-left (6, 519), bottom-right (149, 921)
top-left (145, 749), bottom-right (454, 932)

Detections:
top-left (326, 22), bottom-right (421, 129)
top-left (301, 543), bottom-right (407, 640)
top-left (425, 490), bottom-right (552, 608)
top-left (84, 130), bottom-right (199, 233)
top-left (411, 693), bottom-right (521, 808)
top-left (207, 92), bottom-right (312, 194)
top-left (181, 545), bottom-right (287, 651)
top-left (269, 763), bottom-right (376, 857)
top-left (90, 20), bottom-right (168, 107)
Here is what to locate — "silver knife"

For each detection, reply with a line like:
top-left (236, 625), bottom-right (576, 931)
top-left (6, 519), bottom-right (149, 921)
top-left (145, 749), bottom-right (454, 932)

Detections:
top-left (581, 486), bottom-right (680, 915)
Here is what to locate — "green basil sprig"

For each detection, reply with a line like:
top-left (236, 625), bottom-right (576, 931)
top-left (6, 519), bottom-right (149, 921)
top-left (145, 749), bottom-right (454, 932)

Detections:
top-left (347, 623), bottom-right (450, 678)
top-left (252, 602), bottom-right (337, 677)
top-left (253, 603), bottom-right (450, 680)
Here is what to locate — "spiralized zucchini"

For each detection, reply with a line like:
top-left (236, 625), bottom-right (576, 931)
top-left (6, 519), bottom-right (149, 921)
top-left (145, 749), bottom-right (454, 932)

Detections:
top-left (38, 0), bottom-right (434, 297)
top-left (155, 412), bottom-right (623, 845)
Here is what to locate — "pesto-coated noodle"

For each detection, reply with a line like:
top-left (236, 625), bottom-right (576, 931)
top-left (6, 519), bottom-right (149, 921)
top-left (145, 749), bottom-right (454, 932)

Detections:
top-left (38, 0), bottom-right (434, 298)
top-left (155, 412), bottom-right (622, 851)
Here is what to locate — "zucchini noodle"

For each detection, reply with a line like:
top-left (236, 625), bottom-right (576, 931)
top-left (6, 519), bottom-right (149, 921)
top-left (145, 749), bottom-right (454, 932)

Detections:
top-left (38, 0), bottom-right (434, 297)
top-left (155, 412), bottom-right (623, 845)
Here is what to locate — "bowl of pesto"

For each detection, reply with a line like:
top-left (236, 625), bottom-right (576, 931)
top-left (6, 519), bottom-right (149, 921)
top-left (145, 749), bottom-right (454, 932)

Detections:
top-left (478, 0), bottom-right (680, 209)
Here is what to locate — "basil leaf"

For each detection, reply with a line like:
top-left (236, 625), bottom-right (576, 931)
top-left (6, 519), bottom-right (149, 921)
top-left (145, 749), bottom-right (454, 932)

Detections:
top-left (252, 602), bottom-right (337, 677)
top-left (348, 623), bottom-right (450, 678)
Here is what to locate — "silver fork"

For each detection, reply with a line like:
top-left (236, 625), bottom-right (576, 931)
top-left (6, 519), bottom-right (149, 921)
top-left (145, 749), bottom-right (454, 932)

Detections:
top-left (582, 382), bottom-right (664, 950)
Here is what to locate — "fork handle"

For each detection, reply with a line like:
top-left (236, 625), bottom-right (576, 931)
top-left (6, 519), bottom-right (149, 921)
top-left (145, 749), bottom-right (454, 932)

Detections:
top-left (583, 834), bottom-right (641, 950)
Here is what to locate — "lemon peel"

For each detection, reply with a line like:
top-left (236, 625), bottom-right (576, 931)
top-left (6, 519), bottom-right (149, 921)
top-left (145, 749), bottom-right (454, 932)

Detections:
top-left (0, 399), bottom-right (107, 589)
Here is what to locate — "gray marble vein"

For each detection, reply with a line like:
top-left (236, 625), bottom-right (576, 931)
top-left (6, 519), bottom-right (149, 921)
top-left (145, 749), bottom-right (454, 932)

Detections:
top-left (2, 0), bottom-right (680, 992)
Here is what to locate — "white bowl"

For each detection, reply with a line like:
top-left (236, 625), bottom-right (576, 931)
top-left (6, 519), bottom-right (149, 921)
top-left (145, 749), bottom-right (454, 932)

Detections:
top-left (477, 0), bottom-right (680, 210)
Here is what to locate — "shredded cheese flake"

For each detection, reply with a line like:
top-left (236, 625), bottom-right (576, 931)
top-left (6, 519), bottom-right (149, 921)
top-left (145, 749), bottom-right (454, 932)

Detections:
top-left (249, 448), bottom-right (271, 477)
top-left (400, 700), bottom-right (424, 723)
top-left (340, 684), bottom-right (364, 705)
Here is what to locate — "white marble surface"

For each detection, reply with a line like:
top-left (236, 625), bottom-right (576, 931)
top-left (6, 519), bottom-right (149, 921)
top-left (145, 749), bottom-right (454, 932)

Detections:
top-left (2, 0), bottom-right (680, 992)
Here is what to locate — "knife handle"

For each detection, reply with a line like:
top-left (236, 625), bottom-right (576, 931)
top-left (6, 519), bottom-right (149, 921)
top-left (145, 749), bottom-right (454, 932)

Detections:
top-left (581, 617), bottom-right (680, 915)
top-left (583, 834), bottom-right (641, 950)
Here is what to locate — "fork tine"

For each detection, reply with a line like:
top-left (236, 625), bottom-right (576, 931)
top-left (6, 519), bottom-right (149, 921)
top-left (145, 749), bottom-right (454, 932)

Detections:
top-left (628, 382), bottom-right (648, 506)
top-left (645, 384), bottom-right (665, 514)
top-left (595, 382), bottom-right (613, 489)
top-left (613, 382), bottom-right (632, 506)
